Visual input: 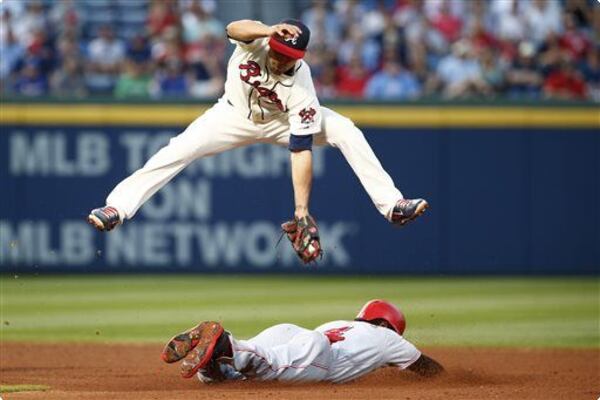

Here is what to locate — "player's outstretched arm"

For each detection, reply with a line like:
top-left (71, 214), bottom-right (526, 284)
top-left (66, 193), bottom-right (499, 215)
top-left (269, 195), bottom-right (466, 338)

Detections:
top-left (226, 20), bottom-right (302, 42)
top-left (407, 354), bottom-right (445, 377)
top-left (290, 149), bottom-right (312, 219)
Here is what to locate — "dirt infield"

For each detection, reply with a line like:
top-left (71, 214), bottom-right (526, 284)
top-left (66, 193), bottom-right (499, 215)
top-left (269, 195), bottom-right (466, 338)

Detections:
top-left (0, 343), bottom-right (597, 400)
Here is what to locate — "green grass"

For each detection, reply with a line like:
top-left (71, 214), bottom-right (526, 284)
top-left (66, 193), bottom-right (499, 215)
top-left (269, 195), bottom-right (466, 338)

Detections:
top-left (0, 275), bottom-right (598, 348)
top-left (0, 384), bottom-right (50, 393)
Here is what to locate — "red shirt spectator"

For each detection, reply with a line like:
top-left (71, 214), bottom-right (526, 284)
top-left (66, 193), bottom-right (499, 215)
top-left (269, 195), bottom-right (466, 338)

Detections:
top-left (429, 3), bottom-right (462, 43)
top-left (559, 13), bottom-right (590, 61)
top-left (544, 63), bottom-right (586, 99)
top-left (469, 18), bottom-right (498, 51)
top-left (336, 57), bottom-right (370, 98)
top-left (560, 32), bottom-right (590, 61)
top-left (147, 0), bottom-right (178, 38)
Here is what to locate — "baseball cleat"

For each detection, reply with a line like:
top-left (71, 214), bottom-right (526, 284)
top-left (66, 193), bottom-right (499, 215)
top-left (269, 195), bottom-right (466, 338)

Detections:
top-left (180, 329), bottom-right (232, 379)
top-left (87, 206), bottom-right (121, 231)
top-left (161, 321), bottom-right (233, 379)
top-left (391, 198), bottom-right (429, 227)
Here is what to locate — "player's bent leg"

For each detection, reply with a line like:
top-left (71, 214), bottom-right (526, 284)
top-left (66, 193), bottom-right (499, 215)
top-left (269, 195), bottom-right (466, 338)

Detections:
top-left (232, 330), bottom-right (332, 382)
top-left (88, 101), bottom-right (258, 231)
top-left (247, 323), bottom-right (309, 348)
top-left (161, 321), bottom-right (332, 383)
top-left (317, 107), bottom-right (428, 226)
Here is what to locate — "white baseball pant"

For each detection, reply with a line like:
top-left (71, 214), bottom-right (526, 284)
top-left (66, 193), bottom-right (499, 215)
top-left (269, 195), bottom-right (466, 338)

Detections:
top-left (229, 323), bottom-right (332, 382)
top-left (106, 99), bottom-right (402, 220)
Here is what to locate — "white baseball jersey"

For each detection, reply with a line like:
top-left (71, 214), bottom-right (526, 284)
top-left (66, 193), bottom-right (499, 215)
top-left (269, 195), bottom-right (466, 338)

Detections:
top-left (222, 321), bottom-right (421, 384)
top-left (315, 320), bottom-right (421, 383)
top-left (224, 36), bottom-right (322, 136)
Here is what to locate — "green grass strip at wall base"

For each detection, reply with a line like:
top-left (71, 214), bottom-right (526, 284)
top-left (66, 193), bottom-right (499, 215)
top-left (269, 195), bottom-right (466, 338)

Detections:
top-left (0, 275), bottom-right (598, 348)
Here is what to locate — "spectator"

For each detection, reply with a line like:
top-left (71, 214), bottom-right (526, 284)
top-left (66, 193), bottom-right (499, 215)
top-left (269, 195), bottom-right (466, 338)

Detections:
top-left (375, 13), bottom-right (404, 61)
top-left (564, 0), bottom-right (593, 29)
top-left (184, 30), bottom-right (226, 68)
top-left (85, 25), bottom-right (125, 93)
top-left (114, 59), bottom-right (151, 99)
top-left (494, 0), bottom-right (526, 42)
top-left (429, 0), bottom-right (463, 45)
top-left (188, 57), bottom-right (223, 99)
top-left (334, 0), bottom-right (366, 34)
top-left (578, 48), bottom-right (599, 101)
top-left (478, 47), bottom-right (505, 95)
top-left (50, 58), bottom-right (87, 98)
top-left (543, 59), bottom-right (587, 99)
top-left (11, 0), bottom-right (47, 48)
top-left (147, 0), bottom-right (179, 39)
top-left (432, 40), bottom-right (490, 98)
top-left (463, 0), bottom-right (495, 35)
top-left (304, 44), bottom-right (334, 81)
top-left (524, 0), bottom-right (562, 46)
top-left (464, 1), bottom-right (500, 52)
top-left (394, 0), bottom-right (446, 68)
top-left (365, 57), bottom-right (420, 100)
top-left (506, 41), bottom-right (544, 99)
top-left (56, 32), bottom-right (81, 63)
top-left (314, 62), bottom-right (338, 100)
top-left (13, 59), bottom-right (48, 96)
top-left (151, 27), bottom-right (184, 66)
top-left (559, 12), bottom-right (591, 61)
top-left (152, 60), bottom-right (188, 98)
top-left (0, 8), bottom-right (13, 46)
top-left (127, 34), bottom-right (151, 65)
top-left (538, 32), bottom-right (564, 74)
top-left (0, 28), bottom-right (24, 83)
top-left (302, 0), bottom-right (342, 50)
top-left (26, 29), bottom-right (55, 76)
top-left (361, 0), bottom-right (387, 38)
top-left (423, 0), bottom-right (466, 21)
top-left (337, 30), bottom-right (381, 72)
top-left (336, 55), bottom-right (370, 99)
top-left (49, 0), bottom-right (80, 38)
top-left (181, 0), bottom-right (224, 45)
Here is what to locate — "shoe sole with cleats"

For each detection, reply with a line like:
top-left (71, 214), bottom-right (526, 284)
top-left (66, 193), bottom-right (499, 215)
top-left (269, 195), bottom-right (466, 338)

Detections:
top-left (161, 321), bottom-right (224, 365)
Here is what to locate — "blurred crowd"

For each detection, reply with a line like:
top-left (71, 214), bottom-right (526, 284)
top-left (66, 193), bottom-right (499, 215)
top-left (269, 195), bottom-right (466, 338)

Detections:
top-left (0, 0), bottom-right (598, 101)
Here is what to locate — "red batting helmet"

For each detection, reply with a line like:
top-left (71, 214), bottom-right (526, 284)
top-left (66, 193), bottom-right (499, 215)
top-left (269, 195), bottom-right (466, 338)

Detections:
top-left (355, 299), bottom-right (406, 335)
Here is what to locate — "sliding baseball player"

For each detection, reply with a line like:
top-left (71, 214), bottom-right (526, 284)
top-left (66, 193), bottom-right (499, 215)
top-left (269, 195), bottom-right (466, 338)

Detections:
top-left (161, 299), bottom-right (444, 383)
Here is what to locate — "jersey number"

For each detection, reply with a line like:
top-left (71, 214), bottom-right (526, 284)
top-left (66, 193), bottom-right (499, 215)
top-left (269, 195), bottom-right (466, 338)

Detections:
top-left (323, 326), bottom-right (352, 343)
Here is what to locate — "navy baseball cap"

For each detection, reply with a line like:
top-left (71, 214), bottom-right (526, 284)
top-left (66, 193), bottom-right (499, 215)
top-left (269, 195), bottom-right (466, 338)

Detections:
top-left (268, 19), bottom-right (310, 59)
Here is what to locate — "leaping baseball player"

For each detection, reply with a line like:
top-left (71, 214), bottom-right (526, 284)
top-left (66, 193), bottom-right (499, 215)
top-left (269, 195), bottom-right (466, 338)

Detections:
top-left (88, 19), bottom-right (429, 263)
top-left (160, 299), bottom-right (444, 383)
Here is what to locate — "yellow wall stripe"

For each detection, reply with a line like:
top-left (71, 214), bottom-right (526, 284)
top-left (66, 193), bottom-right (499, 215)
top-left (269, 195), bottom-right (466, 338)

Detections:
top-left (1, 104), bottom-right (598, 128)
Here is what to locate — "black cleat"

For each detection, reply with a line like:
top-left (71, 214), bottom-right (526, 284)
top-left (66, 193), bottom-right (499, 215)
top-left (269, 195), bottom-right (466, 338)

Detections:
top-left (391, 198), bottom-right (429, 227)
top-left (87, 206), bottom-right (121, 231)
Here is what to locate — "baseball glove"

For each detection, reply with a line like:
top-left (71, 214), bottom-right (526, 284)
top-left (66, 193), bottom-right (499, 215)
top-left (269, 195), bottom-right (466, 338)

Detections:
top-left (281, 215), bottom-right (323, 264)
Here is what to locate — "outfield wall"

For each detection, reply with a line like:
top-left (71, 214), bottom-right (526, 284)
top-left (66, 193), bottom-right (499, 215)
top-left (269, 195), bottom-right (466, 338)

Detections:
top-left (1, 102), bottom-right (598, 274)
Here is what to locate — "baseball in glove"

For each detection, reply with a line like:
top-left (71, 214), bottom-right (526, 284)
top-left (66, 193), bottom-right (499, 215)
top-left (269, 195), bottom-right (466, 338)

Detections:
top-left (281, 215), bottom-right (323, 264)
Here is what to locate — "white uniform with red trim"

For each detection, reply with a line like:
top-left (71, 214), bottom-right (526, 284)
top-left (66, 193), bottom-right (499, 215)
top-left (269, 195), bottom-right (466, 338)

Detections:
top-left (224, 320), bottom-right (420, 383)
top-left (315, 320), bottom-right (421, 383)
top-left (105, 31), bottom-right (402, 221)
